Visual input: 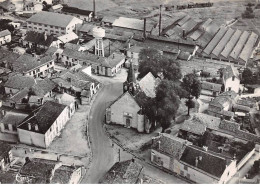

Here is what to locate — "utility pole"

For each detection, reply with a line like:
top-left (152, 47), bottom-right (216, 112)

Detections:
top-left (159, 5), bottom-right (162, 36)
top-left (118, 148), bottom-right (120, 162)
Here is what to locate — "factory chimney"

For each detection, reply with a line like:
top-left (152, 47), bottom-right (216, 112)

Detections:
top-left (143, 18), bottom-right (147, 39)
top-left (93, 0), bottom-right (96, 18)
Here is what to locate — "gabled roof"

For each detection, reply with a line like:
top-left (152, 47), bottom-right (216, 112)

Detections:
top-left (12, 54), bottom-right (53, 73)
top-left (180, 145), bottom-right (231, 178)
top-left (0, 112), bottom-right (28, 126)
top-left (180, 113), bottom-right (220, 135)
top-left (100, 160), bottom-right (143, 184)
top-left (51, 165), bottom-right (80, 184)
top-left (0, 29), bottom-right (11, 38)
top-left (4, 74), bottom-right (35, 89)
top-left (57, 32), bottom-right (78, 43)
top-left (17, 101), bottom-right (67, 134)
top-left (19, 158), bottom-right (61, 183)
top-left (201, 81), bottom-right (222, 92)
top-left (26, 11), bottom-right (79, 28)
top-left (223, 65), bottom-right (240, 81)
top-left (0, 141), bottom-right (12, 161)
top-left (56, 93), bottom-right (75, 106)
top-left (24, 31), bottom-right (57, 47)
top-left (155, 133), bottom-right (189, 159)
top-left (139, 72), bottom-right (159, 98)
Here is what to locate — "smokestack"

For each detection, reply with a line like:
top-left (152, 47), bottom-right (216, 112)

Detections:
top-left (159, 5), bottom-right (162, 36)
top-left (143, 18), bottom-right (147, 38)
top-left (93, 0), bottom-right (96, 18)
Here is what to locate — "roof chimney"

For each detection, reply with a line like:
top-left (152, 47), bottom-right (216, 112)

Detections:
top-left (28, 123), bottom-right (31, 130)
top-left (203, 146), bottom-right (208, 151)
top-left (35, 124), bottom-right (39, 131)
top-left (183, 29), bottom-right (186, 39)
top-left (195, 157), bottom-right (198, 167)
top-left (44, 32), bottom-right (47, 41)
top-left (143, 18), bottom-right (147, 38)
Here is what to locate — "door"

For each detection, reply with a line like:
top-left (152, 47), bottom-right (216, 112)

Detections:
top-left (125, 117), bottom-right (131, 127)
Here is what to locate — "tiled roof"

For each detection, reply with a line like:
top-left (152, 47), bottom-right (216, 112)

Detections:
top-left (100, 160), bottom-right (143, 184)
top-left (12, 54), bottom-right (53, 73)
top-left (19, 158), bottom-right (61, 183)
top-left (31, 78), bottom-right (56, 97)
top-left (78, 23), bottom-right (95, 34)
top-left (9, 87), bottom-right (29, 103)
top-left (45, 46), bottom-right (59, 56)
top-left (155, 133), bottom-right (188, 159)
top-left (139, 72), bottom-right (158, 98)
top-left (56, 93), bottom-right (75, 106)
top-left (0, 141), bottom-right (12, 161)
top-left (17, 101), bottom-right (67, 134)
top-left (51, 165), bottom-right (79, 184)
top-left (4, 74), bottom-right (35, 89)
top-left (180, 145), bottom-right (231, 178)
top-left (201, 81), bottom-right (222, 92)
top-left (0, 29), bottom-right (11, 38)
top-left (26, 11), bottom-right (78, 28)
top-left (180, 113), bottom-right (221, 135)
top-left (223, 64), bottom-right (240, 81)
top-left (0, 112), bottom-right (28, 126)
top-left (24, 31), bottom-right (57, 47)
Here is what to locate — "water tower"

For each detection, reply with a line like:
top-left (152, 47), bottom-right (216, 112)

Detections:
top-left (93, 27), bottom-right (105, 57)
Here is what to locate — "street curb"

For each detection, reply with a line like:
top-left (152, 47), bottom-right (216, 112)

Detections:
top-left (103, 124), bottom-right (193, 184)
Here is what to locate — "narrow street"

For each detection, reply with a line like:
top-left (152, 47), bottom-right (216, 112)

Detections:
top-left (81, 82), bottom-right (123, 183)
top-left (81, 70), bottom-right (187, 183)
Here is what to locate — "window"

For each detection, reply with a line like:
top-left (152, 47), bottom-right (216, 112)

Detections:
top-left (67, 57), bottom-right (69, 60)
top-left (34, 27), bottom-right (37, 29)
top-left (39, 23), bottom-right (42, 26)
top-left (45, 29), bottom-right (48, 31)
top-left (50, 61), bottom-right (52, 65)
top-left (50, 126), bottom-right (52, 132)
top-left (228, 87), bottom-right (231, 91)
top-left (56, 31), bottom-right (59, 33)
top-left (184, 165), bottom-right (188, 171)
top-left (39, 28), bottom-right (42, 30)
top-left (50, 26), bottom-right (53, 28)
top-left (232, 76), bottom-right (235, 81)
top-left (4, 124), bottom-right (9, 130)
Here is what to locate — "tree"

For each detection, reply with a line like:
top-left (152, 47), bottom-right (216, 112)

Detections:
top-left (242, 68), bottom-right (254, 86)
top-left (155, 80), bottom-right (181, 132)
top-left (181, 73), bottom-right (201, 115)
top-left (138, 48), bottom-right (182, 81)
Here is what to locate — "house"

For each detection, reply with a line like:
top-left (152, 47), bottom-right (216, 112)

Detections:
top-left (91, 53), bottom-right (125, 77)
top-left (56, 93), bottom-right (77, 118)
top-left (4, 75), bottom-right (56, 108)
top-left (61, 5), bottom-right (93, 22)
top-left (0, 141), bottom-right (13, 171)
top-left (151, 133), bottom-right (191, 171)
top-left (138, 72), bottom-right (160, 98)
top-left (0, 29), bottom-right (11, 45)
top-left (22, 31), bottom-right (58, 50)
top-left (17, 101), bottom-right (69, 148)
top-left (16, 158), bottom-right (84, 184)
top-left (55, 32), bottom-right (78, 47)
top-left (61, 47), bottom-right (92, 67)
top-left (0, 111), bottom-right (28, 135)
top-left (0, 0), bottom-right (16, 12)
top-left (0, 49), bottom-right (20, 69)
top-left (76, 22), bottom-right (95, 38)
top-left (12, 54), bottom-right (55, 78)
top-left (201, 81), bottom-right (222, 98)
top-left (206, 91), bottom-right (238, 119)
top-left (23, 2), bottom-right (43, 12)
top-left (125, 46), bottom-right (144, 69)
top-left (100, 159), bottom-right (143, 184)
top-left (51, 69), bottom-right (100, 102)
top-left (222, 65), bottom-right (240, 93)
top-left (177, 145), bottom-right (237, 184)
top-left (26, 11), bottom-right (83, 37)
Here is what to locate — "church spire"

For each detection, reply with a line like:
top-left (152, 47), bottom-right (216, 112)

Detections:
top-left (123, 61), bottom-right (137, 95)
top-left (127, 61), bottom-right (136, 83)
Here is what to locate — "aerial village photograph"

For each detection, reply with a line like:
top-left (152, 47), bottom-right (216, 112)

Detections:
top-left (0, 0), bottom-right (260, 184)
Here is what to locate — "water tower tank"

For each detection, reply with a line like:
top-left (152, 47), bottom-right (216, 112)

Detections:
top-left (92, 27), bottom-right (105, 38)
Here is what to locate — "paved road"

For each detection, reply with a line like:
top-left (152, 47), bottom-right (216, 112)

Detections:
top-left (81, 82), bottom-right (123, 183)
